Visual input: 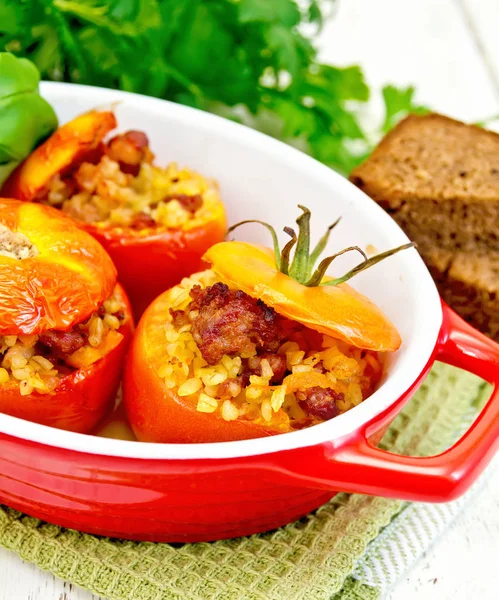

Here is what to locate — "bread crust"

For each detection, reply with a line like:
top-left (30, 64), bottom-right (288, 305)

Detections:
top-left (350, 113), bottom-right (499, 253)
top-left (350, 114), bottom-right (499, 340)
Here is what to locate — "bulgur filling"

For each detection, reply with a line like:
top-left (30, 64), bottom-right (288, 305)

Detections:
top-left (152, 271), bottom-right (382, 431)
top-left (0, 223), bottom-right (38, 260)
top-left (41, 130), bottom-right (221, 231)
top-left (0, 287), bottom-right (128, 395)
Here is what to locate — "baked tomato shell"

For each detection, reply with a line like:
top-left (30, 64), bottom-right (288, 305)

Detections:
top-left (86, 213), bottom-right (226, 319)
top-left (0, 198), bottom-right (117, 336)
top-left (123, 288), bottom-right (280, 443)
top-left (0, 284), bottom-right (133, 434)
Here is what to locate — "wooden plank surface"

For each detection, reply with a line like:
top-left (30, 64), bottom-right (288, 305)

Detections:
top-left (1, 0), bottom-right (498, 598)
top-left (318, 0), bottom-right (499, 121)
top-left (460, 0), bottom-right (499, 102)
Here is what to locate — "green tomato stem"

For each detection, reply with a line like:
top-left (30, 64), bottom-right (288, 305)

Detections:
top-left (228, 207), bottom-right (416, 290)
top-left (289, 205), bottom-right (311, 283)
top-left (280, 227), bottom-right (297, 276)
top-left (321, 242), bottom-right (416, 286)
top-left (226, 220), bottom-right (281, 270)
top-left (307, 216), bottom-right (341, 277)
top-left (306, 246), bottom-right (367, 287)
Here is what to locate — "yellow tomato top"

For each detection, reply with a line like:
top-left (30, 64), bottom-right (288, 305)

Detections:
top-left (204, 241), bottom-right (402, 352)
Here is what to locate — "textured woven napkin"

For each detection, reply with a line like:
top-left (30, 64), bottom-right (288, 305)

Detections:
top-left (0, 363), bottom-right (491, 600)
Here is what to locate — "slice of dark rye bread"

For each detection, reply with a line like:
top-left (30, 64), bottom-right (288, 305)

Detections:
top-left (426, 250), bottom-right (498, 342)
top-left (349, 113), bottom-right (498, 341)
top-left (349, 113), bottom-right (499, 253)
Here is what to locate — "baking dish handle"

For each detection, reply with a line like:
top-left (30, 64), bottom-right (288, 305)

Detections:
top-left (281, 302), bottom-right (499, 502)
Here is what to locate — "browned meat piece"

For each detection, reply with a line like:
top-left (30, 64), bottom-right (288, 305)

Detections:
top-left (169, 308), bottom-right (191, 330)
top-left (107, 130), bottom-right (153, 176)
top-left (130, 212), bottom-right (157, 230)
top-left (189, 282), bottom-right (284, 365)
top-left (313, 361), bottom-right (327, 374)
top-left (247, 352), bottom-right (287, 384)
top-left (295, 386), bottom-right (342, 421)
top-left (81, 142), bottom-right (106, 167)
top-left (39, 329), bottom-right (87, 357)
top-left (240, 371), bottom-right (251, 388)
top-left (164, 193), bottom-right (203, 214)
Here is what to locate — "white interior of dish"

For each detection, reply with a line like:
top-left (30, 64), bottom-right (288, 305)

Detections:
top-left (0, 82), bottom-right (441, 459)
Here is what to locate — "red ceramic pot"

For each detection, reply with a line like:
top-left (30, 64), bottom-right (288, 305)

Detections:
top-left (0, 84), bottom-right (497, 542)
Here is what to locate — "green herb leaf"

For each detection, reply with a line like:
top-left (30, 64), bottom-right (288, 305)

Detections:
top-left (381, 85), bottom-right (430, 134)
top-left (0, 1), bottom-right (431, 175)
top-left (53, 0), bottom-right (161, 36)
top-left (239, 0), bottom-right (301, 27)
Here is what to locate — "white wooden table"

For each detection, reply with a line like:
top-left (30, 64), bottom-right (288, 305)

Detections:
top-left (1, 1), bottom-right (498, 598)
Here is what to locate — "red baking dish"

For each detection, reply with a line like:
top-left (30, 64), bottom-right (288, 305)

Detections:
top-left (0, 83), bottom-right (497, 542)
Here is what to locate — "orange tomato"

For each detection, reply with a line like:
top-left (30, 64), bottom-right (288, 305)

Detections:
top-left (0, 199), bottom-right (134, 432)
top-left (86, 206), bottom-right (226, 318)
top-left (0, 198), bottom-right (116, 335)
top-left (124, 288), bottom-right (280, 443)
top-left (0, 301), bottom-right (133, 433)
top-left (2, 110), bottom-right (227, 317)
top-left (204, 241), bottom-right (401, 352)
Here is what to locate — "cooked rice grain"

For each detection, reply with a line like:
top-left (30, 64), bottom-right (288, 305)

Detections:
top-left (46, 156), bottom-right (222, 232)
top-left (149, 271), bottom-right (383, 431)
top-left (0, 286), bottom-right (127, 395)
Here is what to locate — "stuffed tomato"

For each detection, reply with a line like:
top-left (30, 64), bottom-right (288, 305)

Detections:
top-left (0, 199), bottom-right (133, 433)
top-left (2, 110), bottom-right (227, 316)
top-left (124, 207), bottom-right (413, 443)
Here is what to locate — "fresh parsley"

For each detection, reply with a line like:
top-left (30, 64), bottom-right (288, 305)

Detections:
top-left (0, 0), bottom-right (425, 174)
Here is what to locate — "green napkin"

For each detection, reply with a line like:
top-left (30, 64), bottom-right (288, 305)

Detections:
top-left (0, 363), bottom-right (490, 600)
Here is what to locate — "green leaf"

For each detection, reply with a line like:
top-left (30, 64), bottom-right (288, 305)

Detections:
top-left (0, 0), bottom-right (428, 177)
top-left (381, 84), bottom-right (429, 133)
top-left (270, 97), bottom-right (316, 139)
top-left (0, 0), bottom-right (26, 33)
top-left (307, 1), bottom-right (323, 27)
top-left (303, 65), bottom-right (370, 103)
top-left (29, 24), bottom-right (63, 78)
top-left (473, 114), bottom-right (499, 128)
top-left (52, 0), bottom-right (161, 36)
top-left (239, 0), bottom-right (301, 27)
top-left (306, 0), bottom-right (336, 30)
top-left (264, 24), bottom-right (301, 79)
top-left (310, 133), bottom-right (369, 175)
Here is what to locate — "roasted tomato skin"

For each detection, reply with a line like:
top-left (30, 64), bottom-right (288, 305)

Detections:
top-left (2, 110), bottom-right (227, 318)
top-left (123, 288), bottom-right (280, 444)
top-left (87, 213), bottom-right (226, 318)
top-left (0, 199), bottom-right (117, 336)
top-left (0, 284), bottom-right (134, 433)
